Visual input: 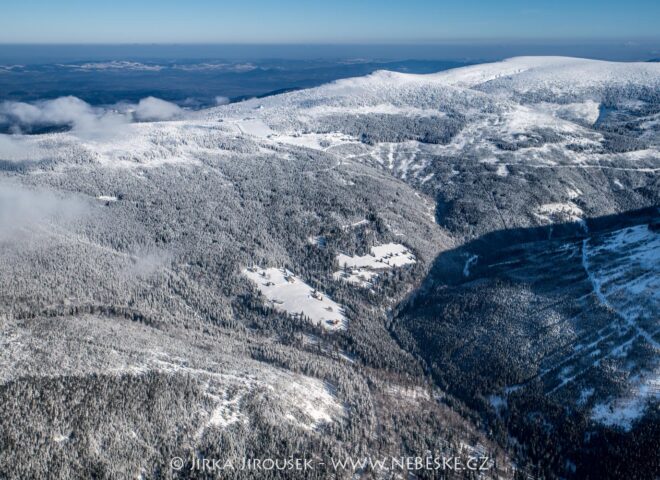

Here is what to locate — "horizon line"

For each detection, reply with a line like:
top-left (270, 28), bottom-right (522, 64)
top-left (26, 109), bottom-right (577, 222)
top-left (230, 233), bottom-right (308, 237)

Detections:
top-left (2, 37), bottom-right (660, 46)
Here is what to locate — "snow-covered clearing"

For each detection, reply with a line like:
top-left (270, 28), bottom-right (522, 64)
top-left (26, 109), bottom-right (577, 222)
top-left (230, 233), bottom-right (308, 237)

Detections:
top-left (535, 202), bottom-right (584, 224)
top-left (281, 377), bottom-right (344, 429)
top-left (201, 390), bottom-right (245, 431)
top-left (274, 132), bottom-right (354, 150)
top-left (591, 372), bottom-right (659, 431)
top-left (496, 164), bottom-right (509, 177)
top-left (332, 268), bottom-right (379, 288)
top-left (244, 267), bottom-right (346, 330)
top-left (532, 100), bottom-right (601, 125)
top-left (334, 243), bottom-right (416, 288)
top-left (233, 118), bottom-right (274, 138)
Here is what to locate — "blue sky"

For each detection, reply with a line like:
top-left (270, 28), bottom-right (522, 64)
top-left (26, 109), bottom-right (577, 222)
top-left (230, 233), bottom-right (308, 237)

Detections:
top-left (1, 0), bottom-right (659, 43)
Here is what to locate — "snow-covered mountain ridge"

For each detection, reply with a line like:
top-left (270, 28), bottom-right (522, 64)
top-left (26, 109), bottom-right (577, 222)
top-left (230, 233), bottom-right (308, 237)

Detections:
top-left (0, 57), bottom-right (658, 479)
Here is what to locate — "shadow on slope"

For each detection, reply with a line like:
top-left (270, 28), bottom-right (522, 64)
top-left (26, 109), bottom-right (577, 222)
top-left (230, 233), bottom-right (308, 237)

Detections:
top-left (392, 206), bottom-right (659, 479)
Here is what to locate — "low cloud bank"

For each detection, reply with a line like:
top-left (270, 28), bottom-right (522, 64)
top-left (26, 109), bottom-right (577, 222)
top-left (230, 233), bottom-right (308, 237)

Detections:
top-left (132, 97), bottom-right (183, 122)
top-left (0, 96), bottom-right (185, 136)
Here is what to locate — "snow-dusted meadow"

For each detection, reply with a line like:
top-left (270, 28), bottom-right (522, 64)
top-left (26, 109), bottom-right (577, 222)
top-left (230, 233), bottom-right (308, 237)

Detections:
top-left (244, 267), bottom-right (347, 330)
top-left (333, 243), bottom-right (416, 288)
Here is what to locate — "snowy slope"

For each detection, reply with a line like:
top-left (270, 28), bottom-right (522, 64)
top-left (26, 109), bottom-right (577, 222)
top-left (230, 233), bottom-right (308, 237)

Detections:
top-left (583, 224), bottom-right (660, 326)
top-left (1, 56), bottom-right (657, 478)
top-left (2, 56), bottom-right (657, 260)
top-left (195, 57), bottom-right (660, 207)
top-left (334, 243), bottom-right (416, 288)
top-left (433, 56), bottom-right (660, 91)
top-left (581, 224), bottom-right (660, 429)
top-left (7, 56), bottom-right (659, 186)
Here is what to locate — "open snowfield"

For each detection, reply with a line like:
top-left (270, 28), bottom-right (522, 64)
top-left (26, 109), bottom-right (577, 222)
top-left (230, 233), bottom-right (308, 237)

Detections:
top-left (244, 267), bottom-right (347, 330)
top-left (334, 243), bottom-right (416, 287)
top-left (531, 100), bottom-right (601, 126)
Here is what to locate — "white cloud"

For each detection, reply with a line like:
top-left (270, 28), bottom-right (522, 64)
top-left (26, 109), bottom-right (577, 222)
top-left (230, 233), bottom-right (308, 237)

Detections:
top-left (215, 96), bottom-right (230, 106)
top-left (0, 96), bottom-right (129, 139)
top-left (0, 181), bottom-right (88, 242)
top-left (132, 97), bottom-right (183, 122)
top-left (60, 61), bottom-right (164, 71)
top-left (0, 134), bottom-right (44, 161)
top-left (1, 101), bottom-right (43, 125)
top-left (173, 62), bottom-right (257, 73)
top-left (1, 96), bottom-right (93, 128)
top-left (125, 246), bottom-right (172, 279)
top-left (0, 96), bottom-right (186, 140)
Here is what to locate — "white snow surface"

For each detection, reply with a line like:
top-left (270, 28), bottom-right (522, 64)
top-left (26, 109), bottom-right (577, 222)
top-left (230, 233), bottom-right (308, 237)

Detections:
top-left (433, 56), bottom-right (660, 92)
top-left (591, 372), bottom-right (659, 431)
top-left (582, 224), bottom-right (660, 429)
top-left (334, 243), bottom-right (416, 287)
top-left (333, 268), bottom-right (379, 288)
top-left (531, 100), bottom-right (601, 125)
top-left (244, 267), bottom-right (347, 330)
top-left (583, 225), bottom-right (660, 324)
top-left (336, 243), bottom-right (416, 269)
top-left (194, 57), bottom-right (660, 224)
top-left (535, 202), bottom-right (584, 224)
